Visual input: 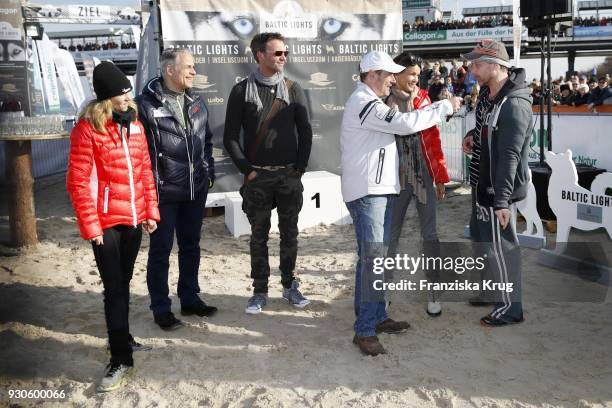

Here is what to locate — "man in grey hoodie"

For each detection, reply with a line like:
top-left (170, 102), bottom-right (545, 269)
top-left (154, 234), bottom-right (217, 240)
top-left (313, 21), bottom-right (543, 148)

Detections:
top-left (461, 39), bottom-right (533, 326)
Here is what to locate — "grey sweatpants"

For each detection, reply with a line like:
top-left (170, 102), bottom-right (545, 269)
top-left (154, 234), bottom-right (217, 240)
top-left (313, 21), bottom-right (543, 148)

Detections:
top-left (470, 192), bottom-right (524, 320)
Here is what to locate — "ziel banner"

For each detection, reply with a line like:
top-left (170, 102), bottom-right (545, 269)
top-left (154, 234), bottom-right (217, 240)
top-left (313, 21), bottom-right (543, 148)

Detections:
top-left (23, 4), bottom-right (141, 25)
top-left (159, 0), bottom-right (403, 193)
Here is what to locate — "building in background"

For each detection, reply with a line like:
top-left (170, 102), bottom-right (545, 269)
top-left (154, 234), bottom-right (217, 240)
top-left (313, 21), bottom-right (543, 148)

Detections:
top-left (402, 0), bottom-right (443, 24)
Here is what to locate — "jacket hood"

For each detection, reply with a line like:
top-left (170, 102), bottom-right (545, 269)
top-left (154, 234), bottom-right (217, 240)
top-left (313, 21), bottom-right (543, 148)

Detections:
top-left (494, 67), bottom-right (532, 103)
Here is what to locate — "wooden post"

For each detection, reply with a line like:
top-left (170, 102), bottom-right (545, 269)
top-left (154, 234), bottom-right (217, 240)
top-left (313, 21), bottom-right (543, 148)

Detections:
top-left (5, 140), bottom-right (37, 246)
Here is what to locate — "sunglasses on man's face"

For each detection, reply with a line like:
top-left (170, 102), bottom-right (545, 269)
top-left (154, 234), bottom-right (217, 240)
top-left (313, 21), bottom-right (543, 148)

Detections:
top-left (269, 50), bottom-right (289, 57)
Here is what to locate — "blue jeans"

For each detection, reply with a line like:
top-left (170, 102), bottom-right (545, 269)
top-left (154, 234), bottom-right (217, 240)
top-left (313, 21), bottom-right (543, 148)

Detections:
top-left (346, 195), bottom-right (394, 337)
top-left (146, 197), bottom-right (206, 315)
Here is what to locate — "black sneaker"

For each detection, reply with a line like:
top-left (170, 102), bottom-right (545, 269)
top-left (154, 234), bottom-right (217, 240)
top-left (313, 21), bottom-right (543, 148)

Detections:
top-left (106, 336), bottom-right (152, 353)
top-left (480, 314), bottom-right (524, 327)
top-left (128, 337), bottom-right (152, 352)
top-left (154, 312), bottom-right (184, 331)
top-left (181, 301), bottom-right (218, 317)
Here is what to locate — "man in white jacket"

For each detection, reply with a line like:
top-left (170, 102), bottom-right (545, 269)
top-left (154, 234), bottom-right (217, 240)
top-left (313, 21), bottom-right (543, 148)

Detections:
top-left (341, 51), bottom-right (460, 356)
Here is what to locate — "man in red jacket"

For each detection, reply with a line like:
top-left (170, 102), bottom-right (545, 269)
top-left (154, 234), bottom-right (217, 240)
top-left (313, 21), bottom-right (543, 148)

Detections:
top-left (386, 52), bottom-right (454, 318)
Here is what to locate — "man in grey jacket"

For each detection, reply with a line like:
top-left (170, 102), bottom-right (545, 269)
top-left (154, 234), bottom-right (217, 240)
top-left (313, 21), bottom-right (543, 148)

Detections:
top-left (461, 39), bottom-right (533, 326)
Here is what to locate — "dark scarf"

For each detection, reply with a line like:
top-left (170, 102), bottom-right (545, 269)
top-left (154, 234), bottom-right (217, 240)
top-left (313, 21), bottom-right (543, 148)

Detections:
top-left (112, 106), bottom-right (136, 142)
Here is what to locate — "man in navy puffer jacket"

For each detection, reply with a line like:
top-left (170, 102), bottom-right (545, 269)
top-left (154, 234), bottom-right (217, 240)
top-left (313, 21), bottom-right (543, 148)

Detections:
top-left (136, 48), bottom-right (216, 331)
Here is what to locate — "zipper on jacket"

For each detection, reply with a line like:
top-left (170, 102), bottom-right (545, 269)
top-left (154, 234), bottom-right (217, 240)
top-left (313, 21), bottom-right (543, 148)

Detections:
top-left (103, 186), bottom-right (109, 214)
top-left (375, 148), bottom-right (385, 184)
top-left (487, 111), bottom-right (495, 197)
top-left (486, 97), bottom-right (509, 198)
top-left (185, 133), bottom-right (194, 200)
top-left (119, 124), bottom-right (138, 226)
top-left (178, 95), bottom-right (195, 201)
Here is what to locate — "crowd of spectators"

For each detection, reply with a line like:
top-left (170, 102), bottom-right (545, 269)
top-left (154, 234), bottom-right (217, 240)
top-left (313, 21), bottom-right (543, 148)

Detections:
top-left (530, 74), bottom-right (612, 110)
top-left (418, 58), bottom-right (611, 112)
top-left (418, 59), bottom-right (480, 111)
top-left (573, 17), bottom-right (611, 27)
top-left (58, 41), bottom-right (137, 52)
top-left (404, 15), bottom-right (513, 32)
top-left (403, 16), bottom-right (611, 33)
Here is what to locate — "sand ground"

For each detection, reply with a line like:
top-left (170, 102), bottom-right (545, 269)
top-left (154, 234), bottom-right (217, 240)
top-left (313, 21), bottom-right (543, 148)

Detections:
top-left (1, 173), bottom-right (611, 407)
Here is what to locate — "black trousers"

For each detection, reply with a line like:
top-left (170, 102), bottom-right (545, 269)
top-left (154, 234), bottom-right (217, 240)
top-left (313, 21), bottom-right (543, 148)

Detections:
top-left (240, 169), bottom-right (303, 293)
top-left (146, 197), bottom-right (206, 316)
top-left (92, 225), bottom-right (142, 366)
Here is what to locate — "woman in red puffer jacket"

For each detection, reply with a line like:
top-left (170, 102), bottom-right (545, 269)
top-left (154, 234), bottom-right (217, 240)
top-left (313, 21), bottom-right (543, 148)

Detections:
top-left (66, 61), bottom-right (159, 393)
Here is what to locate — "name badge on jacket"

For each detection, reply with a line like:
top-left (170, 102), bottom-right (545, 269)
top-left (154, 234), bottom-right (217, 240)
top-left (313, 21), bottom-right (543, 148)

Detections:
top-left (153, 107), bottom-right (173, 118)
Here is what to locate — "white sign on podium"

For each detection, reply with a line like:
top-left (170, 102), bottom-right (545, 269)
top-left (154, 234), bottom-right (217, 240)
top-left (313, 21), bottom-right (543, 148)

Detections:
top-left (537, 150), bottom-right (612, 278)
top-left (224, 171), bottom-right (351, 238)
top-left (544, 150), bottom-right (612, 253)
top-left (513, 168), bottom-right (546, 249)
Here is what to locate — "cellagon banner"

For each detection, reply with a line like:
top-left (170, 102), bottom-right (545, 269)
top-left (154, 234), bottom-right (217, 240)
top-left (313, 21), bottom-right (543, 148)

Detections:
top-left (0, 0), bottom-right (29, 113)
top-left (158, 0), bottom-right (402, 193)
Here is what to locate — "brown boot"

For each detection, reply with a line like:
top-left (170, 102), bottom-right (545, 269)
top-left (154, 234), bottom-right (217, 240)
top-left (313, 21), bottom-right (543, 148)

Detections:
top-left (375, 318), bottom-right (410, 334)
top-left (352, 335), bottom-right (387, 356)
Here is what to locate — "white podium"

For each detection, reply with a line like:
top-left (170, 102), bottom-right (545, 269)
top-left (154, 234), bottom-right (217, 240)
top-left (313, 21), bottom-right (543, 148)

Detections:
top-left (224, 171), bottom-right (351, 237)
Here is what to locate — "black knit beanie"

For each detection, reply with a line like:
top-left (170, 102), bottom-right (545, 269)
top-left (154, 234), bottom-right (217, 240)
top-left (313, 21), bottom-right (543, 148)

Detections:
top-left (93, 61), bottom-right (133, 101)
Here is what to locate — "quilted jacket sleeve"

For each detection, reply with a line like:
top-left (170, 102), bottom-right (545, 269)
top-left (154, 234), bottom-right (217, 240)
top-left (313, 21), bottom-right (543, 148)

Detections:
top-left (66, 120), bottom-right (102, 240)
top-left (138, 122), bottom-right (160, 221)
top-left (202, 113), bottom-right (215, 182)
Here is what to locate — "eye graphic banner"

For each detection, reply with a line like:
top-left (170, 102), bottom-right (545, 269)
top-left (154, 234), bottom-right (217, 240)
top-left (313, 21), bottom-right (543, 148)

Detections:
top-left (0, 0), bottom-right (29, 114)
top-left (158, 0), bottom-right (403, 193)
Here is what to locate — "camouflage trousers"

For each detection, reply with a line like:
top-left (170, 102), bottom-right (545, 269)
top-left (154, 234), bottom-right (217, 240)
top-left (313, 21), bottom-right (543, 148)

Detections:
top-left (239, 168), bottom-right (304, 293)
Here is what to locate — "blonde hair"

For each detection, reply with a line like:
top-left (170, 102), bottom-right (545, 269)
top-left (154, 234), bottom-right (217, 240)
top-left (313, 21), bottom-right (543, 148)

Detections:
top-left (78, 98), bottom-right (138, 134)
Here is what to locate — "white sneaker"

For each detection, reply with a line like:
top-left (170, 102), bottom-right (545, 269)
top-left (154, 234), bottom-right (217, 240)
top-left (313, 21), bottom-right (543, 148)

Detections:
top-left (426, 301), bottom-right (442, 317)
top-left (245, 293), bottom-right (267, 314)
top-left (97, 363), bottom-right (134, 393)
top-left (282, 281), bottom-right (310, 308)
